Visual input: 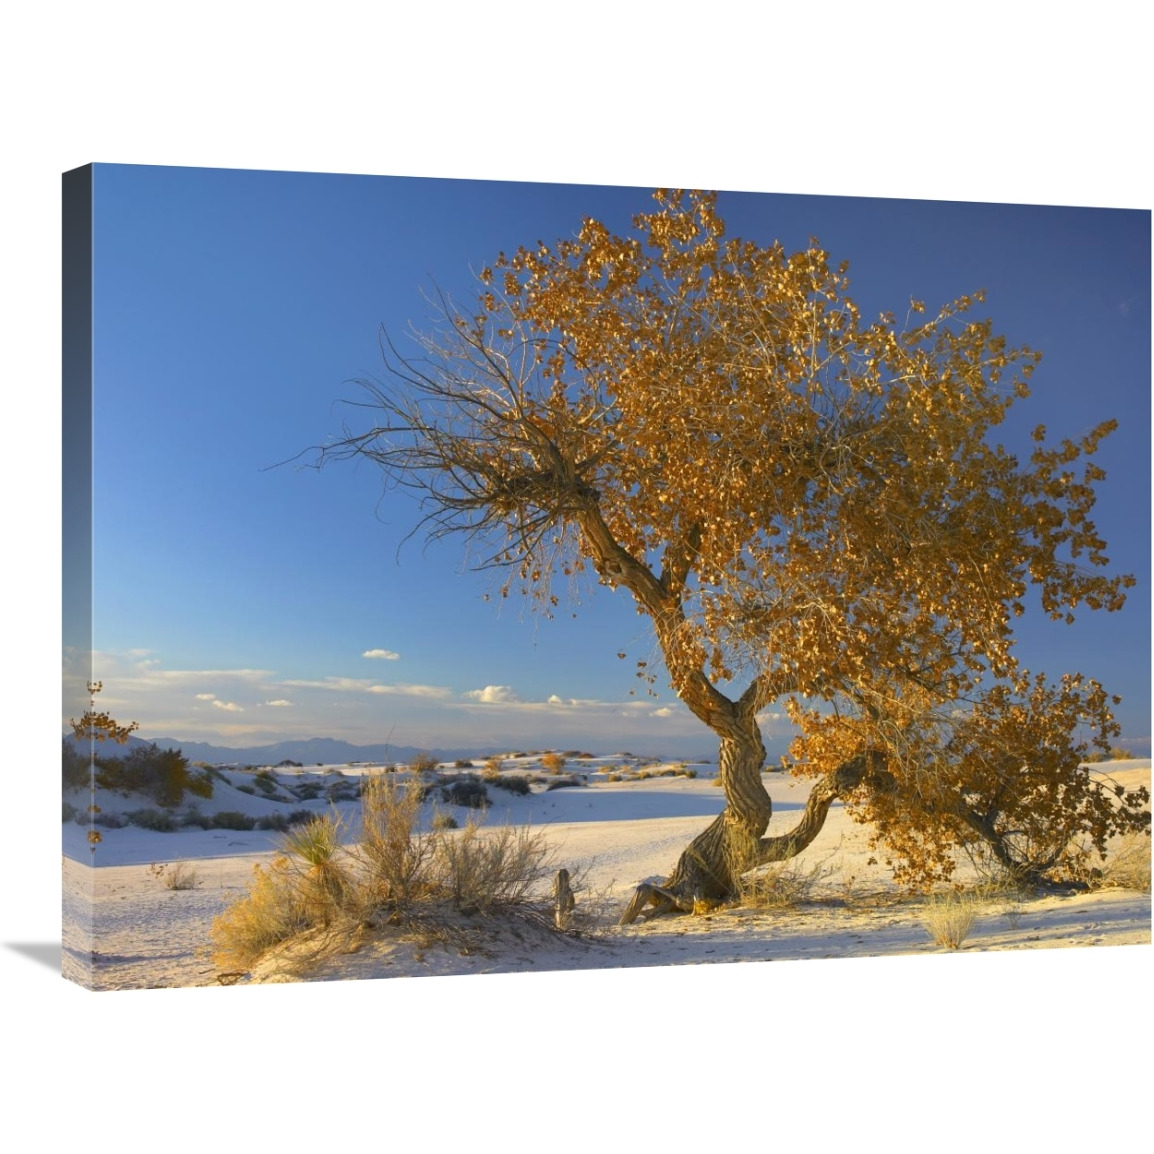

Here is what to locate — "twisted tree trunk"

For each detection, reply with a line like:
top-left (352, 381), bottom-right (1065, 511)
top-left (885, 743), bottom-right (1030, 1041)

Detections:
top-left (620, 739), bottom-right (887, 924)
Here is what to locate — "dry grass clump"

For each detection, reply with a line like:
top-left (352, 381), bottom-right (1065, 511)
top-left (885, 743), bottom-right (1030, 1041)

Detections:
top-left (737, 855), bottom-right (838, 910)
top-left (212, 775), bottom-right (567, 977)
top-left (1088, 832), bottom-right (1151, 892)
top-left (920, 892), bottom-right (980, 950)
top-left (148, 861), bottom-right (202, 890)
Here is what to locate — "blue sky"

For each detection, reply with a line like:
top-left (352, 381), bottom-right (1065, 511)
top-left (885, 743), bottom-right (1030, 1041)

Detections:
top-left (81, 164), bottom-right (1151, 757)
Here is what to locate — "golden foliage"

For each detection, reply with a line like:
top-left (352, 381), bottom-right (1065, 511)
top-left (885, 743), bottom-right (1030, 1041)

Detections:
top-left (317, 190), bottom-right (1142, 888)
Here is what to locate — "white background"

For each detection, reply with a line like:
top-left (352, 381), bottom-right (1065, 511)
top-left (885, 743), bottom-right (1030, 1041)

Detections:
top-left (2, 5), bottom-right (1148, 1150)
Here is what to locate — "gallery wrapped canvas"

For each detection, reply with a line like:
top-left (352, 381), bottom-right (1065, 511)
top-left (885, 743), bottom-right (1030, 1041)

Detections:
top-left (62, 164), bottom-right (1150, 991)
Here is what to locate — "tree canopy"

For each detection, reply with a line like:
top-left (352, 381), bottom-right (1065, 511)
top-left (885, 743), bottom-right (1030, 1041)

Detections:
top-left (318, 189), bottom-right (1147, 915)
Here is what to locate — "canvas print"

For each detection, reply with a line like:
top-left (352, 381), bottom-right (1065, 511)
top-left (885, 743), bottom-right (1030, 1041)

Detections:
top-left (62, 164), bottom-right (1151, 990)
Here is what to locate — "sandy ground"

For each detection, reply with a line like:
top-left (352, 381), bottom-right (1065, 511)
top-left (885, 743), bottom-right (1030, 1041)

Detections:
top-left (60, 756), bottom-right (1150, 991)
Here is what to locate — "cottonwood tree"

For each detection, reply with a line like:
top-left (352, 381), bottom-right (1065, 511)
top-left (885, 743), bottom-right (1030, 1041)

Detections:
top-left (315, 190), bottom-right (1143, 920)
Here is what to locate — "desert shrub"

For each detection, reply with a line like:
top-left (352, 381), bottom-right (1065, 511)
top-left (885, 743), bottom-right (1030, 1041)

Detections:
top-left (605, 773), bottom-right (623, 783)
top-left (212, 855), bottom-right (313, 971)
top-left (287, 808), bottom-right (318, 826)
top-left (353, 775), bottom-right (437, 912)
top-left (62, 740), bottom-right (89, 790)
top-left (212, 811), bottom-right (256, 831)
top-left (256, 813), bottom-right (290, 832)
top-left (291, 781), bottom-right (324, 801)
top-left (434, 820), bottom-right (554, 914)
top-left (127, 808), bottom-right (178, 832)
top-left (96, 742), bottom-right (199, 807)
top-left (738, 856), bottom-right (838, 909)
top-left (454, 759), bottom-right (474, 769)
top-left (253, 770), bottom-right (279, 795)
top-left (1075, 832), bottom-right (1152, 892)
top-left (281, 815), bottom-right (355, 923)
top-left (432, 812), bottom-right (459, 830)
top-left (149, 861), bottom-right (202, 890)
top-left (441, 778), bottom-right (490, 809)
top-left (62, 801), bottom-right (78, 822)
top-left (94, 811), bottom-right (126, 828)
top-left (181, 809), bottom-right (213, 829)
top-left (545, 776), bottom-right (585, 792)
top-left (540, 752), bottom-right (566, 774)
top-left (410, 753), bottom-right (439, 774)
top-left (236, 784), bottom-right (257, 796)
top-left (214, 775), bottom-right (568, 977)
top-left (920, 892), bottom-right (980, 949)
top-left (186, 770), bottom-right (215, 800)
top-left (489, 774), bottom-right (531, 796)
top-left (326, 780), bottom-right (361, 803)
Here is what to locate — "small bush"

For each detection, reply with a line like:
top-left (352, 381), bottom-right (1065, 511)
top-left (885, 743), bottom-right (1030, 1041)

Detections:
top-left (454, 759), bottom-right (474, 769)
top-left (94, 811), bottom-right (126, 829)
top-left (1087, 832), bottom-right (1151, 893)
top-left (410, 753), bottom-right (439, 774)
top-left (739, 856), bottom-right (837, 909)
top-left (127, 808), bottom-right (179, 832)
top-left (432, 812), bottom-right (459, 831)
top-left (62, 801), bottom-right (78, 823)
top-left (545, 776), bottom-right (585, 792)
top-left (541, 752), bottom-right (566, 775)
top-left (181, 809), bottom-right (213, 829)
top-left (292, 781), bottom-right (324, 801)
top-left (287, 808), bottom-right (318, 826)
top-left (441, 778), bottom-right (490, 809)
top-left (236, 784), bottom-right (256, 796)
top-left (434, 820), bottom-right (554, 914)
top-left (489, 774), bottom-right (531, 796)
top-left (149, 861), bottom-right (202, 890)
top-left (212, 856), bottom-right (313, 970)
top-left (212, 811), bottom-right (256, 831)
top-left (256, 813), bottom-right (290, 832)
top-left (920, 893), bottom-right (979, 950)
top-left (62, 740), bottom-right (89, 791)
top-left (253, 770), bottom-right (279, 795)
top-left (186, 770), bottom-right (215, 799)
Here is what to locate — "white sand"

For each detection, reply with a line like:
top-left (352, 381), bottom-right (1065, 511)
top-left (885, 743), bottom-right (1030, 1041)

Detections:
top-left (60, 756), bottom-right (1150, 990)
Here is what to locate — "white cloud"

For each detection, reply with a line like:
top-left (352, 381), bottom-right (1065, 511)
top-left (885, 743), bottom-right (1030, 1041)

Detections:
top-left (464, 685), bottom-right (521, 704)
top-left (195, 693), bottom-right (215, 701)
top-left (211, 700), bottom-right (244, 713)
top-left (651, 707), bottom-right (674, 718)
top-left (362, 648), bottom-right (401, 661)
top-left (265, 699), bottom-right (292, 707)
top-left (281, 677), bottom-right (451, 699)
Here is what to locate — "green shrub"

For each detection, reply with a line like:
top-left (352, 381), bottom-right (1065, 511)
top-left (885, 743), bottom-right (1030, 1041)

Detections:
top-left (253, 770), bottom-right (279, 795)
top-left (62, 740), bottom-right (89, 790)
top-left (127, 808), bottom-right (179, 832)
top-left (441, 778), bottom-right (490, 809)
top-left (256, 813), bottom-right (290, 832)
top-left (292, 781), bottom-right (324, 801)
top-left (545, 776), bottom-right (585, 791)
top-left (489, 774), bottom-right (531, 796)
top-left (212, 811), bottom-right (256, 831)
top-left (96, 743), bottom-right (199, 807)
